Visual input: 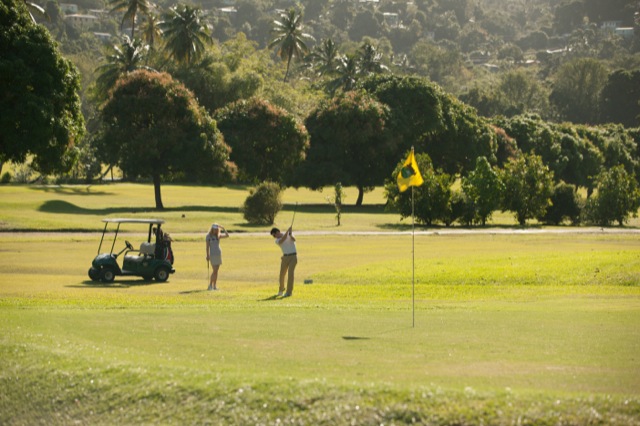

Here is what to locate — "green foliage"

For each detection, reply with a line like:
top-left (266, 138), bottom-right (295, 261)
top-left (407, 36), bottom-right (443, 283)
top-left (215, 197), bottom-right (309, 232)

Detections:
top-left (500, 153), bottom-right (554, 226)
top-left (242, 181), bottom-right (283, 225)
top-left (385, 152), bottom-right (454, 226)
top-left (214, 97), bottom-right (309, 184)
top-left (301, 90), bottom-right (396, 205)
top-left (268, 8), bottom-right (314, 82)
top-left (494, 115), bottom-right (604, 191)
top-left (0, 0), bottom-right (84, 175)
top-left (584, 165), bottom-right (640, 226)
top-left (1, 171), bottom-right (11, 184)
top-left (599, 69), bottom-right (640, 128)
top-left (424, 93), bottom-right (497, 174)
top-left (540, 181), bottom-right (583, 225)
top-left (95, 70), bottom-right (232, 209)
top-left (94, 35), bottom-right (153, 102)
top-left (326, 181), bottom-right (345, 226)
top-left (550, 57), bottom-right (609, 124)
top-left (159, 4), bottom-right (211, 66)
top-left (169, 35), bottom-right (265, 114)
top-left (359, 75), bottom-right (444, 153)
top-left (107, 0), bottom-right (150, 39)
top-left (461, 156), bottom-right (504, 226)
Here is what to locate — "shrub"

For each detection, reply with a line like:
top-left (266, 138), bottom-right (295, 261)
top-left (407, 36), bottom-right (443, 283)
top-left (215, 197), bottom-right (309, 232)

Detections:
top-left (540, 182), bottom-right (582, 225)
top-left (242, 182), bottom-right (283, 225)
top-left (583, 166), bottom-right (640, 226)
top-left (1, 171), bottom-right (11, 183)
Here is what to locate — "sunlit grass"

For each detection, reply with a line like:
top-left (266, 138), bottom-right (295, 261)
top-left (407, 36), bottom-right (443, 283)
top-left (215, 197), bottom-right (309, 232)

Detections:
top-left (1, 183), bottom-right (640, 424)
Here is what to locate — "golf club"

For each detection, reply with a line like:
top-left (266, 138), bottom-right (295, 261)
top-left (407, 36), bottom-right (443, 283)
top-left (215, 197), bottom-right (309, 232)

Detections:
top-left (290, 202), bottom-right (298, 228)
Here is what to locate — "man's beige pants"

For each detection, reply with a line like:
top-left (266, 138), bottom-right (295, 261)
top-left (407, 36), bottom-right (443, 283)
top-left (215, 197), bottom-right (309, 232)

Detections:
top-left (279, 254), bottom-right (297, 295)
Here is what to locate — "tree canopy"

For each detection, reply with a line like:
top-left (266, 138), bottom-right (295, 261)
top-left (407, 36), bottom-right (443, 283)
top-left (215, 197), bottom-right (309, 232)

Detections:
top-left (214, 97), bottom-right (309, 184)
top-left (301, 90), bottom-right (397, 206)
top-left (96, 70), bottom-right (232, 209)
top-left (0, 0), bottom-right (84, 175)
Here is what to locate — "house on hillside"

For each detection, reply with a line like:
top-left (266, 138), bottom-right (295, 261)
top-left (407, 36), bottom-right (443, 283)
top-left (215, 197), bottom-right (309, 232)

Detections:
top-left (65, 14), bottom-right (98, 29)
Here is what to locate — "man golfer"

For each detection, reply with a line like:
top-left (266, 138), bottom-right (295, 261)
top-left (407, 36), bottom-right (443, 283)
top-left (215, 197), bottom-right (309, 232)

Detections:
top-left (270, 226), bottom-right (297, 297)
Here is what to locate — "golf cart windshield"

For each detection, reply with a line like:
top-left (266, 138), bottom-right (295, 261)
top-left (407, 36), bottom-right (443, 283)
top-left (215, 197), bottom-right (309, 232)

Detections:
top-left (99, 218), bottom-right (165, 255)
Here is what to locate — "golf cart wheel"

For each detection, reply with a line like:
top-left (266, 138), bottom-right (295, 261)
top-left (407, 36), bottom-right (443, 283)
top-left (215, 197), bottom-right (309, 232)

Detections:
top-left (154, 267), bottom-right (170, 282)
top-left (100, 267), bottom-right (116, 283)
top-left (88, 267), bottom-right (100, 281)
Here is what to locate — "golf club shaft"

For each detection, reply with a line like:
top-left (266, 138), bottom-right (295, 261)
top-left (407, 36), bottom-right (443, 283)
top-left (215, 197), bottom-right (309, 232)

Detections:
top-left (290, 202), bottom-right (298, 228)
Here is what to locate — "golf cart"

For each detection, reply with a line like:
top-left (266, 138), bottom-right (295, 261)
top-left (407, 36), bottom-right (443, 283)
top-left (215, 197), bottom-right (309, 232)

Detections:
top-left (88, 218), bottom-right (175, 283)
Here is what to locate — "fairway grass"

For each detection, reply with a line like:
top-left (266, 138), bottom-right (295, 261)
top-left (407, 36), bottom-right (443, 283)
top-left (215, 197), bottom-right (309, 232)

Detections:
top-left (1, 184), bottom-right (640, 424)
top-left (1, 231), bottom-right (640, 425)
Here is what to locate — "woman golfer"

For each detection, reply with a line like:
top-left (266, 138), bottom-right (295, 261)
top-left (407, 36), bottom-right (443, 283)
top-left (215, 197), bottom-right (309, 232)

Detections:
top-left (206, 223), bottom-right (229, 291)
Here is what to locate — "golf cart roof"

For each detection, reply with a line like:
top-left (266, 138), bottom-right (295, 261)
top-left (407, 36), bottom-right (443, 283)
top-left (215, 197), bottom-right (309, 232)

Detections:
top-left (102, 218), bottom-right (165, 224)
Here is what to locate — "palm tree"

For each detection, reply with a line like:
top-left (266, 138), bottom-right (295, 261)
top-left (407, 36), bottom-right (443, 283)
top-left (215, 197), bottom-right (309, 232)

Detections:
top-left (359, 42), bottom-right (389, 75)
top-left (95, 35), bottom-right (154, 100)
top-left (326, 54), bottom-right (360, 94)
top-left (268, 8), bottom-right (314, 82)
top-left (22, 0), bottom-right (48, 23)
top-left (159, 4), bottom-right (211, 66)
top-left (108, 0), bottom-right (150, 39)
top-left (140, 13), bottom-right (162, 49)
top-left (309, 38), bottom-right (340, 77)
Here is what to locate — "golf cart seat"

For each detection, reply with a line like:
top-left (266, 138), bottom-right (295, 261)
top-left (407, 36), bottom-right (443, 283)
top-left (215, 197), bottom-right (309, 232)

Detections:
top-left (140, 242), bottom-right (155, 256)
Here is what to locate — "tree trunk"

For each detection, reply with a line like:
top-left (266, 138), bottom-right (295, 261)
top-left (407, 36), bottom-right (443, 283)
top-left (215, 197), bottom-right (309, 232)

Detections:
top-left (153, 174), bottom-right (164, 210)
top-left (284, 55), bottom-right (292, 82)
top-left (355, 186), bottom-right (364, 206)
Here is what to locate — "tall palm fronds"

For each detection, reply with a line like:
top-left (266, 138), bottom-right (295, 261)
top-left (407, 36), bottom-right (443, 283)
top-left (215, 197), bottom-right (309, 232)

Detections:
top-left (140, 13), bottom-right (162, 48)
top-left (95, 35), bottom-right (154, 100)
top-left (326, 54), bottom-right (360, 94)
top-left (308, 38), bottom-right (340, 77)
top-left (108, 0), bottom-right (150, 39)
top-left (159, 4), bottom-right (211, 66)
top-left (359, 42), bottom-right (389, 75)
top-left (22, 0), bottom-right (48, 23)
top-left (268, 8), bottom-right (315, 82)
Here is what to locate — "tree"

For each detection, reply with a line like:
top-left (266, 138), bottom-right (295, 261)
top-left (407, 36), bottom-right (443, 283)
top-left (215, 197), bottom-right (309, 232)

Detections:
top-left (385, 152), bottom-right (453, 226)
top-left (160, 4), bottom-right (211, 66)
top-left (268, 8), bottom-right (314, 82)
top-left (94, 35), bottom-right (153, 101)
top-left (308, 38), bottom-right (340, 77)
top-left (242, 181), bottom-right (283, 225)
top-left (358, 42), bottom-right (389, 76)
top-left (461, 156), bottom-right (504, 226)
top-left (599, 69), bottom-right (640, 128)
top-left (550, 58), bottom-right (608, 124)
top-left (214, 97), bottom-right (309, 184)
top-left (301, 91), bottom-right (397, 206)
top-left (585, 165), bottom-right (640, 226)
top-left (500, 153), bottom-right (554, 226)
top-left (541, 181), bottom-right (582, 225)
top-left (108, 0), bottom-right (150, 39)
top-left (95, 70), bottom-right (232, 209)
top-left (0, 0), bottom-right (84, 175)
top-left (326, 54), bottom-right (360, 93)
top-left (140, 13), bottom-right (162, 49)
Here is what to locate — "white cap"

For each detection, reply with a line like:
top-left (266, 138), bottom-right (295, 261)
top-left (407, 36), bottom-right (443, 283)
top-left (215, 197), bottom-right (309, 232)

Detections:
top-left (211, 223), bottom-right (219, 230)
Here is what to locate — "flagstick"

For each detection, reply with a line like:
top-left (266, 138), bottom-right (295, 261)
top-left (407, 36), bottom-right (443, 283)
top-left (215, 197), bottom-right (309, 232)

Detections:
top-left (412, 185), bottom-right (415, 328)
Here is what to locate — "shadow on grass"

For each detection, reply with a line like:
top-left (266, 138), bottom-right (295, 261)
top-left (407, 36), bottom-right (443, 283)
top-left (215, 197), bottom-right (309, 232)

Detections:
top-left (258, 294), bottom-right (283, 301)
top-left (29, 186), bottom-right (114, 196)
top-left (39, 200), bottom-right (242, 215)
top-left (179, 289), bottom-right (209, 294)
top-left (39, 200), bottom-right (389, 217)
top-left (70, 279), bottom-right (159, 288)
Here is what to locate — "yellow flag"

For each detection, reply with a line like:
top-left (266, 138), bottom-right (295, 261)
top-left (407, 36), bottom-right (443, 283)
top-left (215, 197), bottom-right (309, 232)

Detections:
top-left (397, 149), bottom-right (424, 192)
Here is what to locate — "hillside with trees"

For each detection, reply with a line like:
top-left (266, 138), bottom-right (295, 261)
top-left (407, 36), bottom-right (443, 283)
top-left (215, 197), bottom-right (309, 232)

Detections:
top-left (3, 0), bottom-right (640, 225)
